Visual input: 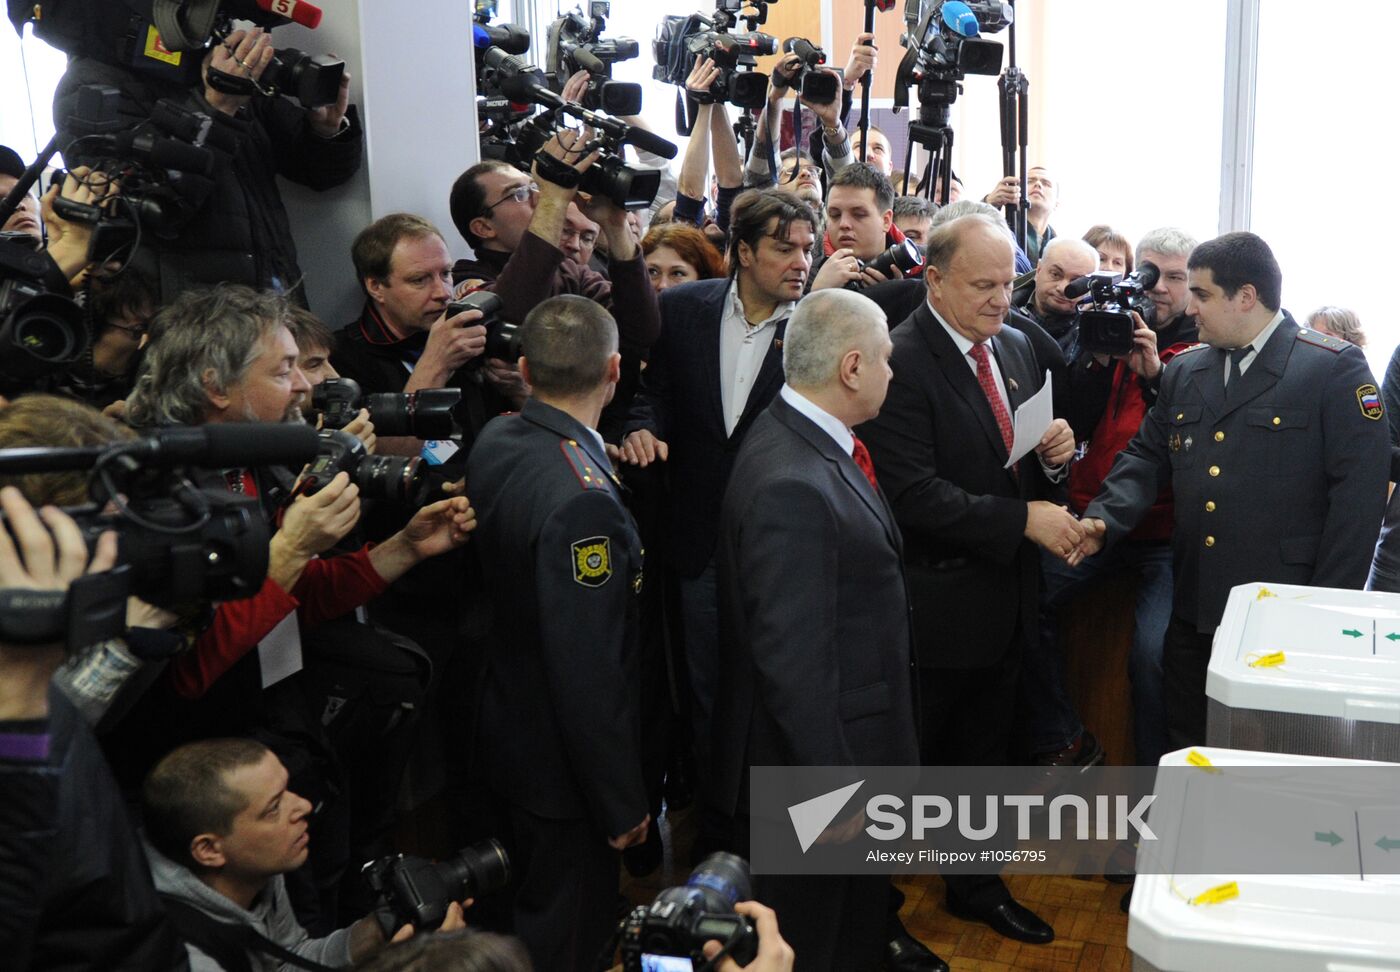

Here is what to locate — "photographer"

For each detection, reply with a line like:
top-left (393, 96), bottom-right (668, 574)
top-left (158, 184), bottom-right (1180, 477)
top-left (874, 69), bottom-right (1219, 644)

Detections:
top-left (122, 284), bottom-right (475, 706)
top-left (143, 738), bottom-right (468, 971)
top-left (1011, 237), bottom-right (1100, 355)
top-left (0, 483), bottom-right (188, 969)
top-left (808, 163), bottom-right (908, 292)
top-left (673, 58), bottom-right (747, 241)
top-left (892, 194), bottom-right (938, 246)
top-left (286, 306), bottom-right (376, 453)
top-left (744, 49), bottom-right (855, 193)
top-left (50, 265), bottom-right (158, 411)
top-left (1029, 228), bottom-right (1201, 772)
top-left (447, 104), bottom-right (661, 356)
top-left (0, 144), bottom-right (43, 244)
top-left (52, 23), bottom-right (363, 301)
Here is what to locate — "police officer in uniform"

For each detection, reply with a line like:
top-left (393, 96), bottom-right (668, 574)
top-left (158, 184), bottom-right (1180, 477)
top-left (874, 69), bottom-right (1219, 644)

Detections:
top-left (1075, 232), bottom-right (1390, 749)
top-left (466, 295), bottom-right (649, 971)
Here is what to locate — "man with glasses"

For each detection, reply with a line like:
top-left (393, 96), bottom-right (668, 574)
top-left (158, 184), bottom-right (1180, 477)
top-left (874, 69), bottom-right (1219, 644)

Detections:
top-left (447, 133), bottom-right (659, 362)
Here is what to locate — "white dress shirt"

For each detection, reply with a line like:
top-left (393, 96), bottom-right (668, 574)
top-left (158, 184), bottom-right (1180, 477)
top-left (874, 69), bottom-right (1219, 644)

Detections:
top-left (720, 279), bottom-right (793, 435)
top-left (780, 384), bottom-right (854, 455)
top-left (1224, 309), bottom-right (1286, 384)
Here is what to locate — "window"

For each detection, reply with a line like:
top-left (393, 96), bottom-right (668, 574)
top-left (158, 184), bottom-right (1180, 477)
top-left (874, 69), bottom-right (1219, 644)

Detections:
top-left (0, 25), bottom-right (69, 165)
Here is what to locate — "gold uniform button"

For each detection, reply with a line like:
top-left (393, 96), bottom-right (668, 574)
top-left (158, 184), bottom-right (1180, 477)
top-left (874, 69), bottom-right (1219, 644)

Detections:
top-left (1176, 412), bottom-right (1184, 420)
top-left (1209, 465), bottom-right (1220, 477)
top-left (1205, 536), bottom-right (1216, 547)
top-left (1214, 431), bottom-right (1225, 442)
top-left (1272, 416), bottom-right (1281, 426)
top-left (1206, 501), bottom-right (1216, 512)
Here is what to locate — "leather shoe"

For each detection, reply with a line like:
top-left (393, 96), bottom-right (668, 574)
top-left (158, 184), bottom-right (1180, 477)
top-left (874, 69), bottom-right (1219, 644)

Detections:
top-left (886, 931), bottom-right (949, 972)
top-left (946, 896), bottom-right (1055, 944)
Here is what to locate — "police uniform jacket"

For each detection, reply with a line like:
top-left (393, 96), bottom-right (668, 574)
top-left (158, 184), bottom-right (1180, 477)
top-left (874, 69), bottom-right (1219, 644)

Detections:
top-left (1085, 314), bottom-right (1390, 632)
top-left (466, 399), bottom-right (648, 835)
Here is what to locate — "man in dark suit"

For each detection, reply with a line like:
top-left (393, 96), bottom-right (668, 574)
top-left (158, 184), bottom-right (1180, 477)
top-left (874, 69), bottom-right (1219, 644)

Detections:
top-left (1075, 231), bottom-right (1390, 749)
top-left (859, 214), bottom-right (1082, 945)
top-left (467, 295), bottom-right (650, 970)
top-left (713, 289), bottom-right (934, 972)
top-left (620, 189), bottom-right (818, 849)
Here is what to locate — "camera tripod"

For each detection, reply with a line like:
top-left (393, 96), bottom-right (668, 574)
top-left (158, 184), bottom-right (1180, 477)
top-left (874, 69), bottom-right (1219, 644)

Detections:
top-left (901, 76), bottom-right (958, 203)
top-left (997, 0), bottom-right (1029, 251)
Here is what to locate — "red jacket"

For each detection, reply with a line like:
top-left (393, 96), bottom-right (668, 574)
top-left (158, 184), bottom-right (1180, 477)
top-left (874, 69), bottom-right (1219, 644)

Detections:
top-left (1069, 334), bottom-right (1198, 541)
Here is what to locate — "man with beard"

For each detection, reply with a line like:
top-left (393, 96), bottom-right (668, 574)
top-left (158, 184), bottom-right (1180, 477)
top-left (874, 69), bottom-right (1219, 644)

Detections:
top-left (1013, 238), bottom-right (1100, 356)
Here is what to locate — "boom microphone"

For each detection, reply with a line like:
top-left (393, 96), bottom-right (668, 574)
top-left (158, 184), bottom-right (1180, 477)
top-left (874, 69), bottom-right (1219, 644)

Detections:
top-left (139, 423), bottom-right (320, 468)
top-left (940, 0), bottom-right (981, 38)
top-left (1064, 275), bottom-right (1094, 301)
top-left (473, 22), bottom-right (531, 55)
top-left (1134, 260), bottom-right (1161, 290)
top-left (253, 0), bottom-right (323, 29)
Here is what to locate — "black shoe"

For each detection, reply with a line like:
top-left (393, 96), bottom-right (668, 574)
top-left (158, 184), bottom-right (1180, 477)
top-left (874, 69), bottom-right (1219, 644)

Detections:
top-left (1033, 730), bottom-right (1107, 770)
top-left (886, 931), bottom-right (949, 972)
top-left (1120, 887), bottom-right (1133, 913)
top-left (946, 896), bottom-right (1055, 945)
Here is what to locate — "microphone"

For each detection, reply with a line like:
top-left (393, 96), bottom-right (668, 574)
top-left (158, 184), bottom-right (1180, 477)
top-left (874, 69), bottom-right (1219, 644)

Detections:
top-left (1064, 275), bottom-right (1095, 301)
top-left (473, 22), bottom-right (530, 55)
top-left (941, 0), bottom-right (981, 38)
top-left (139, 424), bottom-right (320, 468)
top-left (1133, 260), bottom-right (1161, 290)
top-left (112, 130), bottom-right (214, 177)
top-left (622, 126), bottom-right (678, 160)
top-left (252, 0), bottom-right (323, 30)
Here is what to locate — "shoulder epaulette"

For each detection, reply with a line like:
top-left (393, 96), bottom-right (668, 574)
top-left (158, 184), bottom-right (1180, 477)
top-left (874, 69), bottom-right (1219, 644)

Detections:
top-left (558, 439), bottom-right (609, 490)
top-left (1172, 341), bottom-right (1209, 355)
top-left (1296, 327), bottom-right (1347, 353)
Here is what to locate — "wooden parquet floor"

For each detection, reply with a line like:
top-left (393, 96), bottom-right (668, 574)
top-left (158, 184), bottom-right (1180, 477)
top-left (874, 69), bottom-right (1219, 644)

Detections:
top-left (621, 804), bottom-right (1134, 972)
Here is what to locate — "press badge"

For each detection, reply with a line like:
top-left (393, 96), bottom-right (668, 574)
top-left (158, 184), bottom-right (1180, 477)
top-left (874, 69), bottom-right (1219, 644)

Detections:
top-left (421, 439), bottom-right (460, 465)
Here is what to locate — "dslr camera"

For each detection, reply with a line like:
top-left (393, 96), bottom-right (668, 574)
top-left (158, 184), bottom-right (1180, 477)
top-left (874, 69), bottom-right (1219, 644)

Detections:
top-left (546, 2), bottom-right (643, 115)
top-left (772, 37), bottom-right (839, 105)
top-left (312, 378), bottom-right (462, 442)
top-left (1070, 261), bottom-right (1161, 357)
top-left (362, 840), bottom-right (511, 935)
top-left (619, 853), bottom-right (759, 971)
top-left (300, 430), bottom-right (430, 507)
top-left (847, 238), bottom-right (924, 290)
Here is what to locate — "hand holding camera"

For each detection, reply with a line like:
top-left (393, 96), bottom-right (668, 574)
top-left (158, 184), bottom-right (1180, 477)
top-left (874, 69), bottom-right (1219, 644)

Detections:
top-left (203, 27), bottom-right (276, 116)
top-left (415, 306), bottom-right (488, 387)
top-left (1121, 310), bottom-right (1162, 380)
top-left (701, 901), bottom-right (795, 972)
top-left (269, 471), bottom-right (360, 589)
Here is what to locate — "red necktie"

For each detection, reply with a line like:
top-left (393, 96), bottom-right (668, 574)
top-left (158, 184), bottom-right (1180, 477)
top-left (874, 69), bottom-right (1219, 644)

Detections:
top-left (969, 342), bottom-right (1015, 458)
top-left (851, 435), bottom-right (880, 492)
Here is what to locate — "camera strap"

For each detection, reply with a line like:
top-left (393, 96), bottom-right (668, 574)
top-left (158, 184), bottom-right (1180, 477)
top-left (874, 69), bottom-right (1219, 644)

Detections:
top-left (534, 151), bottom-right (582, 189)
top-left (206, 67), bottom-right (262, 99)
top-left (159, 894), bottom-right (338, 972)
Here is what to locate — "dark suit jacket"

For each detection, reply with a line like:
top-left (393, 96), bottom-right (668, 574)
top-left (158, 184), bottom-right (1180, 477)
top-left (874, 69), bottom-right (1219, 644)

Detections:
top-left (624, 278), bottom-right (788, 577)
top-left (859, 303), bottom-right (1052, 669)
top-left (712, 395), bottom-right (920, 818)
top-left (466, 400), bottom-right (647, 834)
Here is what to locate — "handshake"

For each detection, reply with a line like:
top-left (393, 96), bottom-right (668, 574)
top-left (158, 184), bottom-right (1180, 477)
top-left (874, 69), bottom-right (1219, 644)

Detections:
top-left (1026, 503), bottom-right (1106, 565)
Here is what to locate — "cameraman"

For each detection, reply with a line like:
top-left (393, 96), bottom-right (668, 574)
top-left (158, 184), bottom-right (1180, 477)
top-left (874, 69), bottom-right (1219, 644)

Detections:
top-left (673, 58), bottom-right (747, 241)
top-left (142, 738), bottom-right (467, 971)
top-left (123, 284), bottom-right (475, 705)
top-left (1011, 237), bottom-right (1100, 355)
top-left (447, 106), bottom-right (661, 356)
top-left (1029, 228), bottom-right (1200, 771)
top-left (53, 24), bottom-right (363, 301)
top-left (0, 484), bottom-right (188, 969)
top-left (0, 144), bottom-right (43, 244)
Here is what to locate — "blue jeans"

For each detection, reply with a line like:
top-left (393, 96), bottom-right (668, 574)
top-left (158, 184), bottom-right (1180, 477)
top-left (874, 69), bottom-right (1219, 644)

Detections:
top-left (1024, 541), bottom-right (1174, 766)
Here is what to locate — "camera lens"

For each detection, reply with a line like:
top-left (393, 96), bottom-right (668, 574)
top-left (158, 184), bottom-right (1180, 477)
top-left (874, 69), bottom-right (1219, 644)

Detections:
top-left (443, 839), bottom-right (511, 899)
top-left (355, 454), bottom-right (430, 506)
top-left (685, 852), bottom-right (752, 912)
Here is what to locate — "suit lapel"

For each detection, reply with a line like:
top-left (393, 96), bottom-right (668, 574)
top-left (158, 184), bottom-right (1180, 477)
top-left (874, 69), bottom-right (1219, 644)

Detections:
top-left (915, 307), bottom-right (1011, 466)
top-left (699, 285), bottom-right (728, 438)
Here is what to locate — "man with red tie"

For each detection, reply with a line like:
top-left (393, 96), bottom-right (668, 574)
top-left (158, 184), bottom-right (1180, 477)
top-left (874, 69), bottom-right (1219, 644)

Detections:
top-left (858, 214), bottom-right (1080, 945)
top-left (712, 289), bottom-right (935, 971)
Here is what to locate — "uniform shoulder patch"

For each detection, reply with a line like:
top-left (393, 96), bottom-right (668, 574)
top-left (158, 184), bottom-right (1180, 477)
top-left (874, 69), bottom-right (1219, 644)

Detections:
top-left (559, 439), bottom-right (608, 490)
top-left (1172, 341), bottom-right (1209, 356)
top-left (571, 536), bottom-right (612, 586)
top-left (1296, 327), bottom-right (1347, 353)
top-left (1357, 383), bottom-right (1385, 421)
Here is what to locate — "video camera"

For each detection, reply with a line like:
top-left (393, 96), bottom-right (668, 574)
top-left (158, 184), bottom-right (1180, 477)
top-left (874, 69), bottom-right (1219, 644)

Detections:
top-left (0, 238), bottom-right (91, 398)
top-left (652, 0), bottom-right (777, 112)
top-left (0, 422), bottom-right (318, 648)
top-left (619, 853), bottom-right (760, 972)
top-left (362, 840), bottom-right (511, 936)
top-left (1066, 261), bottom-right (1161, 356)
top-left (481, 48), bottom-right (677, 209)
top-left (772, 37), bottom-right (839, 106)
top-left (10, 0), bottom-right (345, 109)
top-left (895, 0), bottom-right (1011, 113)
top-left (546, 2), bottom-right (643, 116)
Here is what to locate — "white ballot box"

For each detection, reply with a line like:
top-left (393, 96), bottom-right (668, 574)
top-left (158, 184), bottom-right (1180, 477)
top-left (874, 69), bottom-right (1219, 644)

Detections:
top-left (1205, 582), bottom-right (1400, 761)
top-left (1130, 747), bottom-right (1400, 972)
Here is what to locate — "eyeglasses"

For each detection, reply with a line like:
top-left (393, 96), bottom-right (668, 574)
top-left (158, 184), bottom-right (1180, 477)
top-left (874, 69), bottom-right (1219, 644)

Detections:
top-left (481, 181), bottom-right (539, 218)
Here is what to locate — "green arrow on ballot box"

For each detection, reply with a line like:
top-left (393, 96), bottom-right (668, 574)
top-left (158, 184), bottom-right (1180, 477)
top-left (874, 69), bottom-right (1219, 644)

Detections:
top-left (1341, 629), bottom-right (1364, 638)
top-left (1377, 836), bottom-right (1400, 852)
top-left (1314, 831), bottom-right (1343, 847)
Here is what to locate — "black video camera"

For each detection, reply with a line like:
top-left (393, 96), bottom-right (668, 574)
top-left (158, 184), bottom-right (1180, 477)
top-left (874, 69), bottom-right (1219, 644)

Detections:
top-left (362, 841), bottom-right (511, 935)
top-left (547, 2), bottom-right (643, 115)
top-left (773, 37), bottom-right (839, 105)
top-left (1069, 261), bottom-right (1161, 356)
top-left (312, 378), bottom-right (463, 441)
top-left (652, 1), bottom-right (777, 112)
top-left (0, 422), bottom-right (319, 647)
top-left (895, 0), bottom-right (1011, 117)
top-left (0, 238), bottom-right (91, 398)
top-left (620, 853), bottom-right (759, 972)
top-left (300, 430), bottom-right (430, 506)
